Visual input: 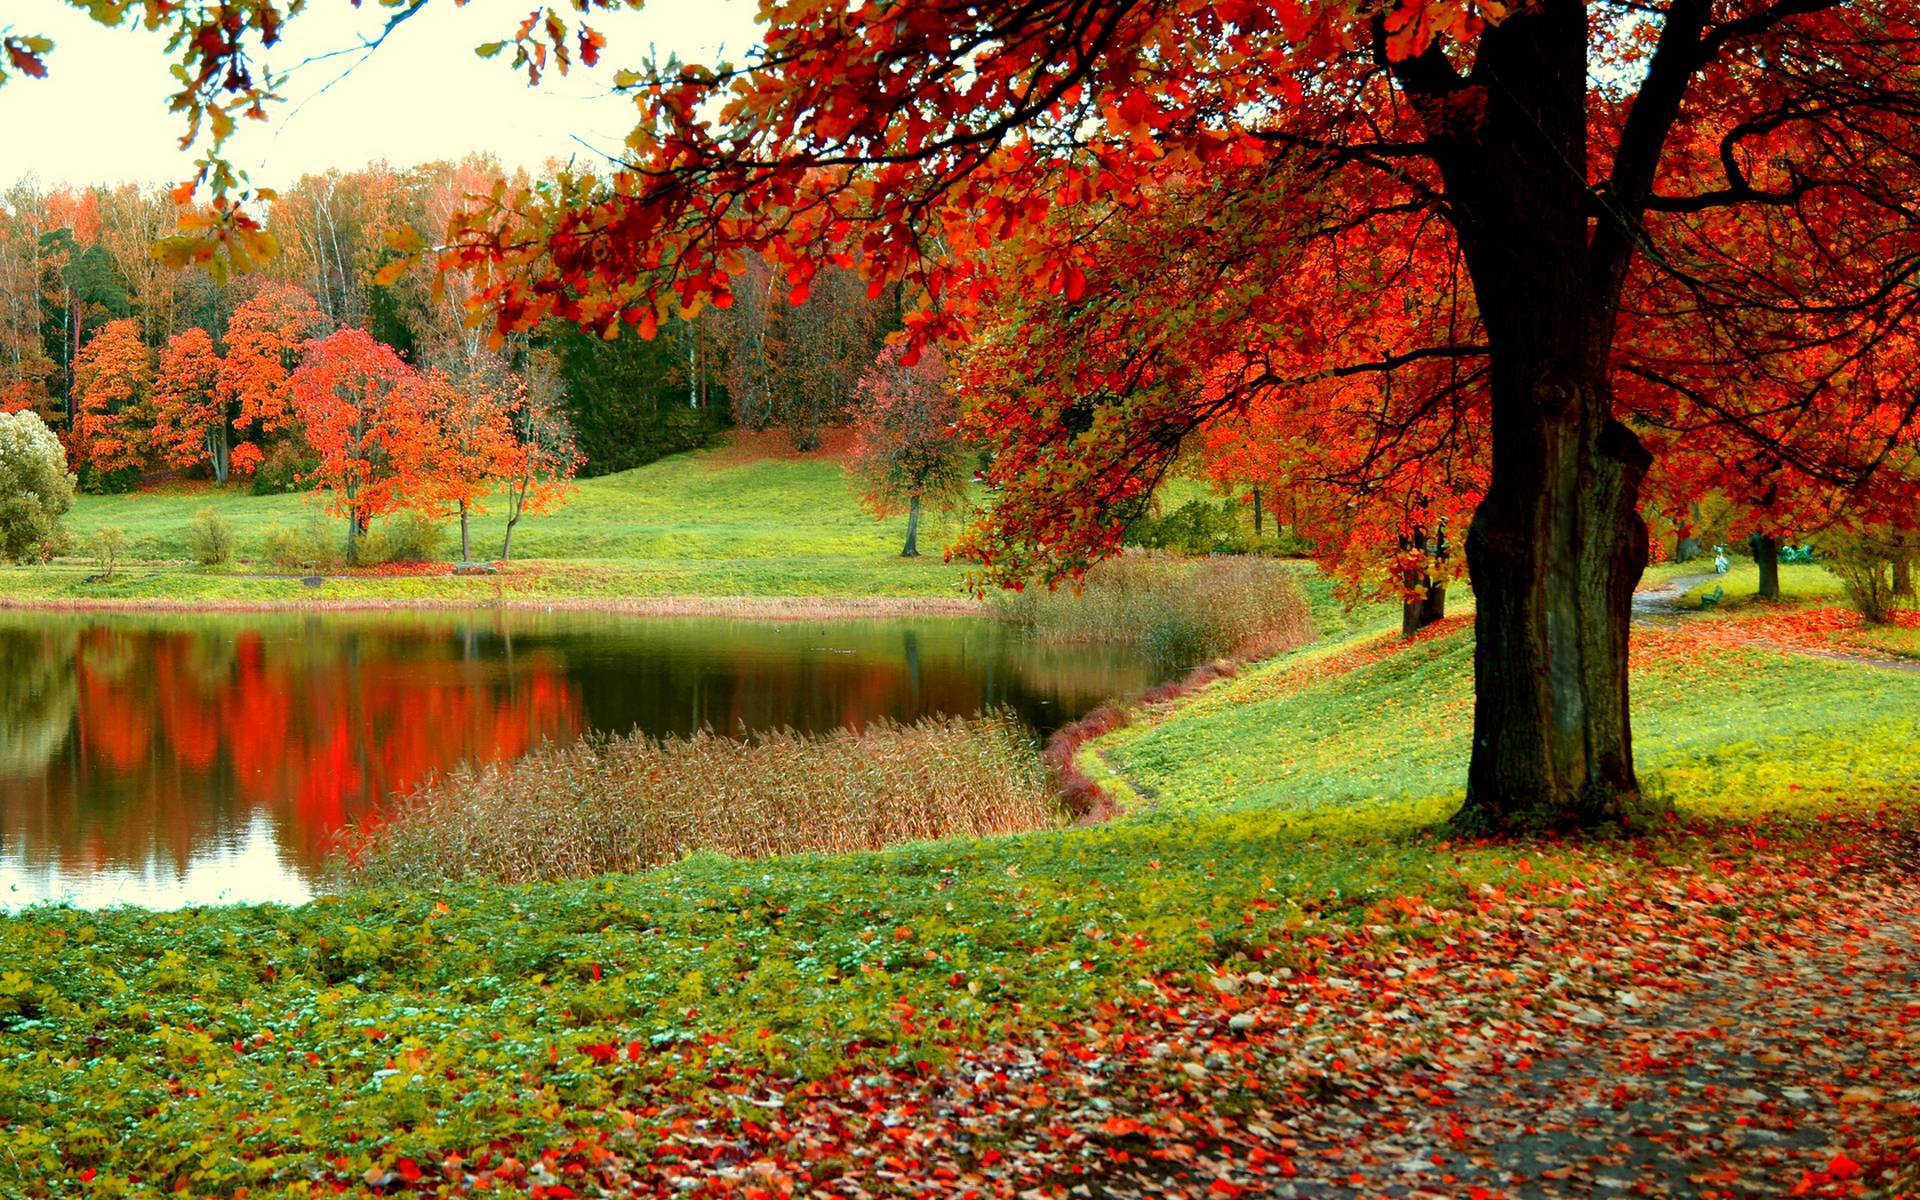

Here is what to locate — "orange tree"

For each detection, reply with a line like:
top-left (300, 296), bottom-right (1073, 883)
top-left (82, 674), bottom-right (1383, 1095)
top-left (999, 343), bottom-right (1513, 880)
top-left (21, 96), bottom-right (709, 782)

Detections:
top-left (19, 0), bottom-right (1920, 831)
top-left (220, 282), bottom-right (329, 477)
top-left (149, 327), bottom-right (229, 482)
top-left (288, 327), bottom-right (418, 560)
top-left (403, 366), bottom-right (516, 563)
top-left (70, 317), bottom-right (151, 485)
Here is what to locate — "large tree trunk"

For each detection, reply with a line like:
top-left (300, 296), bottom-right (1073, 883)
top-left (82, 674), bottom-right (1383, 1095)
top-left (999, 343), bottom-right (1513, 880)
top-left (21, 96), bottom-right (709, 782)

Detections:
top-left (459, 501), bottom-right (471, 564)
top-left (1751, 533), bottom-right (1780, 599)
top-left (901, 494), bottom-right (922, 558)
top-left (1420, 0), bottom-right (1661, 833)
top-left (1895, 557), bottom-right (1914, 598)
top-left (1252, 488), bottom-right (1263, 538)
top-left (1459, 388), bottom-right (1650, 832)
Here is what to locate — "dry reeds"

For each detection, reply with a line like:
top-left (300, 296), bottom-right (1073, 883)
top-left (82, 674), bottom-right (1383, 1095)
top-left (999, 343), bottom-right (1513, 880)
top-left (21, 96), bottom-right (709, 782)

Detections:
top-left (336, 712), bottom-right (1054, 887)
top-left (995, 552), bottom-right (1315, 663)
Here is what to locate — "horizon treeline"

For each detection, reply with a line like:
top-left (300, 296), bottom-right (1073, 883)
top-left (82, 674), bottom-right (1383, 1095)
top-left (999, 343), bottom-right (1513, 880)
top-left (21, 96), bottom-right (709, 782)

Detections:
top-left (0, 156), bottom-right (901, 486)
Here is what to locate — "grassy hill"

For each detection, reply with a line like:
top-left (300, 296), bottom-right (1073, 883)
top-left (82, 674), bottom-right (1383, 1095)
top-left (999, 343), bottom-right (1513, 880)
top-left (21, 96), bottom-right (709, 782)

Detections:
top-left (0, 445), bottom-right (979, 603)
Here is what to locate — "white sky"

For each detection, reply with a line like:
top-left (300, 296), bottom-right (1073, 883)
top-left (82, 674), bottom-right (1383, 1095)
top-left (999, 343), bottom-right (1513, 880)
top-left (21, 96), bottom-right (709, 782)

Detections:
top-left (0, 0), bottom-right (763, 189)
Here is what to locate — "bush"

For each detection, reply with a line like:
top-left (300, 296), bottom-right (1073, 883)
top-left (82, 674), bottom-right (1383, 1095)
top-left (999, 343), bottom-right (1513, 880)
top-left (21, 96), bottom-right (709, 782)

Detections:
top-left (78, 465), bottom-right (141, 495)
top-left (0, 411), bottom-right (76, 562)
top-left (994, 552), bottom-right (1316, 664)
top-left (258, 516), bottom-right (344, 572)
top-left (1125, 498), bottom-right (1250, 555)
top-left (184, 507), bottom-right (235, 565)
top-left (249, 441), bottom-right (317, 495)
top-left (335, 712), bottom-right (1054, 887)
top-left (357, 511), bottom-right (450, 565)
top-left (1822, 532), bottom-right (1916, 625)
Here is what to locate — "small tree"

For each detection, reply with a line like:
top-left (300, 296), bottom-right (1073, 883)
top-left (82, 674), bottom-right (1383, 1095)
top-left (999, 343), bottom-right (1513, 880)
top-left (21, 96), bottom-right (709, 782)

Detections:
top-left (90, 525), bottom-right (129, 580)
top-left (71, 317), bottom-right (151, 483)
top-left (151, 327), bottom-right (229, 482)
top-left (498, 359), bottom-right (582, 562)
top-left (0, 410), bottom-right (76, 562)
top-left (402, 363), bottom-right (514, 563)
top-left (289, 328), bottom-right (416, 561)
top-left (849, 344), bottom-right (971, 558)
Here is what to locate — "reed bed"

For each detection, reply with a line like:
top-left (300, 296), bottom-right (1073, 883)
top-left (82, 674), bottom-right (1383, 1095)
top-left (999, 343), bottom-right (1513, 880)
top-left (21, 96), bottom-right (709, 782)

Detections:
top-left (336, 712), bottom-right (1054, 887)
top-left (994, 552), bottom-right (1316, 663)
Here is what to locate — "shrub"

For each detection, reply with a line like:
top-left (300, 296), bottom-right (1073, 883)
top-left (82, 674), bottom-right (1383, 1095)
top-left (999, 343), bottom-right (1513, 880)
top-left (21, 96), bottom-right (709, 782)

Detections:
top-left (78, 464), bottom-right (141, 495)
top-left (358, 511), bottom-right (449, 565)
top-left (1124, 498), bottom-right (1249, 555)
top-left (1823, 533), bottom-right (1916, 625)
top-left (258, 515), bottom-right (344, 571)
top-left (249, 441), bottom-right (317, 495)
top-left (184, 507), bottom-right (235, 565)
top-left (90, 526), bottom-right (129, 580)
top-left (335, 712), bottom-right (1055, 887)
top-left (994, 552), bottom-right (1315, 664)
top-left (0, 410), bottom-right (76, 562)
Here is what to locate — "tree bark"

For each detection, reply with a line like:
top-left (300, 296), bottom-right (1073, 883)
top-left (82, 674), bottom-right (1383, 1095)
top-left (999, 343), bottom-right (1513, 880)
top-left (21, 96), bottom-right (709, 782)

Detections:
top-left (1252, 488), bottom-right (1263, 538)
top-left (1751, 533), bottom-right (1780, 599)
top-left (1403, 0), bottom-right (1665, 832)
top-left (459, 501), bottom-right (471, 564)
top-left (901, 494), bottom-right (922, 558)
top-left (1893, 557), bottom-right (1913, 598)
top-left (1422, 582), bottom-right (1446, 625)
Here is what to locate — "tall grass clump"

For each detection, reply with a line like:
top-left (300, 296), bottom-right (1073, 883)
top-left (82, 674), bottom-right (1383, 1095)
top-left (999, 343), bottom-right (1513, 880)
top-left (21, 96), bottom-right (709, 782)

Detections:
top-left (995, 552), bottom-right (1314, 664)
top-left (185, 507), bottom-right (235, 565)
top-left (337, 712), bottom-right (1053, 887)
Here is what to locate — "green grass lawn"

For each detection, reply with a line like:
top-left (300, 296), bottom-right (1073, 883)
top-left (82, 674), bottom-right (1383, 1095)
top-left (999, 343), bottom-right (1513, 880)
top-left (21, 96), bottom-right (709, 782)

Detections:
top-left (2, 448), bottom-right (977, 603)
top-left (5, 612), bottom-right (1916, 1194)
top-left (1678, 561), bottom-right (1846, 609)
top-left (1082, 616), bottom-right (1920, 830)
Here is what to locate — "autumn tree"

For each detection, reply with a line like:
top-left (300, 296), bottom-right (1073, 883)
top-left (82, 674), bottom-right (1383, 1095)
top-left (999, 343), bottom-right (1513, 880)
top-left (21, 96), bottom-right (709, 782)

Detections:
top-left (71, 317), bottom-right (151, 482)
top-left (288, 328), bottom-right (416, 560)
top-left (150, 327), bottom-right (229, 481)
top-left (498, 358), bottom-right (582, 563)
top-left (221, 282), bottom-right (329, 471)
top-left (22, 1), bottom-right (1920, 832)
top-left (403, 363), bottom-right (514, 563)
top-left (849, 345), bottom-right (970, 558)
top-left (716, 256), bottom-right (895, 451)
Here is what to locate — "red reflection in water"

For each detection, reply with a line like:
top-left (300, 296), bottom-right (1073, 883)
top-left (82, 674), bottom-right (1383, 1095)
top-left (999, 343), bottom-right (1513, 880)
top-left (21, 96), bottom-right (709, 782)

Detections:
top-left (6, 623), bottom-right (580, 882)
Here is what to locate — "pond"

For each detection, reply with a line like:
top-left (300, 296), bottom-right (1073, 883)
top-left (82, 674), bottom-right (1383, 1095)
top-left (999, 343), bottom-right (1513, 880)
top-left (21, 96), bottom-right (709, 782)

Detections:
top-left (0, 611), bottom-right (1169, 911)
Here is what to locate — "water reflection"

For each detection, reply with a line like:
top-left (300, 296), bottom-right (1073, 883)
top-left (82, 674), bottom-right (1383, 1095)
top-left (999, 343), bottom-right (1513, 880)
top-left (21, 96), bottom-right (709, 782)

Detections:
top-left (0, 612), bottom-right (1162, 910)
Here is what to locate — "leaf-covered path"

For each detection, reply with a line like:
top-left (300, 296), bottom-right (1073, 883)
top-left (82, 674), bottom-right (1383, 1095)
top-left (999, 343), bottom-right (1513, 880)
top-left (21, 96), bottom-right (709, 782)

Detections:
top-left (581, 819), bottom-right (1919, 1199)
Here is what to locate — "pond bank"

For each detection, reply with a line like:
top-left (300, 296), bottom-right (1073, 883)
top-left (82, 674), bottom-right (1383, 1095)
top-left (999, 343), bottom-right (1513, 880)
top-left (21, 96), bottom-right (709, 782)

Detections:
top-left (0, 591), bottom-right (985, 620)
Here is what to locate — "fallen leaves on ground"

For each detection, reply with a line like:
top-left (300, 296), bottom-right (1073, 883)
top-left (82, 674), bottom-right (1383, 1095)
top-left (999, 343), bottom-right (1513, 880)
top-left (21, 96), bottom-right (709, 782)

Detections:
top-left (278, 814), bottom-right (1917, 1198)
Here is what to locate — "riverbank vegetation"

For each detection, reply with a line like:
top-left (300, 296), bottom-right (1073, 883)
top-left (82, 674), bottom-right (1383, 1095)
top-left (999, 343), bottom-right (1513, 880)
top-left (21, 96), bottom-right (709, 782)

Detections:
top-left (993, 553), bottom-right (1317, 663)
top-left (339, 713), bottom-right (1052, 888)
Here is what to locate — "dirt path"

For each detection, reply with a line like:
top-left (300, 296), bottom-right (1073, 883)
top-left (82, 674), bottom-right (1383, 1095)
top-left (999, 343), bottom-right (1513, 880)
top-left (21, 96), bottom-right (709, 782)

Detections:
top-left (1632, 572), bottom-right (1722, 617)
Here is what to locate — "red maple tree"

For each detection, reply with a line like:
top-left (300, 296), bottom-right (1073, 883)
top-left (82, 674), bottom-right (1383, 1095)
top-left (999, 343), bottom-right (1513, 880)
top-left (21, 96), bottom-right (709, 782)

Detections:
top-left (150, 327), bottom-right (228, 482)
top-left (71, 318), bottom-right (151, 479)
top-left (288, 328), bottom-right (418, 559)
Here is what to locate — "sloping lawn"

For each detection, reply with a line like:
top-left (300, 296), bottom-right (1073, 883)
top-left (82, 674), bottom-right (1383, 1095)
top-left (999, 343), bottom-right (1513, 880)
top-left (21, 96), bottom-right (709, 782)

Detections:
top-left (4, 613), bottom-right (1917, 1195)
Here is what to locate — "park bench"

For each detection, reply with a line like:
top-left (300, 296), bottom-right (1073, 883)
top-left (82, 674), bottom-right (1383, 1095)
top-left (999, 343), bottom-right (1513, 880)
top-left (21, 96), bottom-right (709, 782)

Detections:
top-left (1698, 584), bottom-right (1725, 610)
